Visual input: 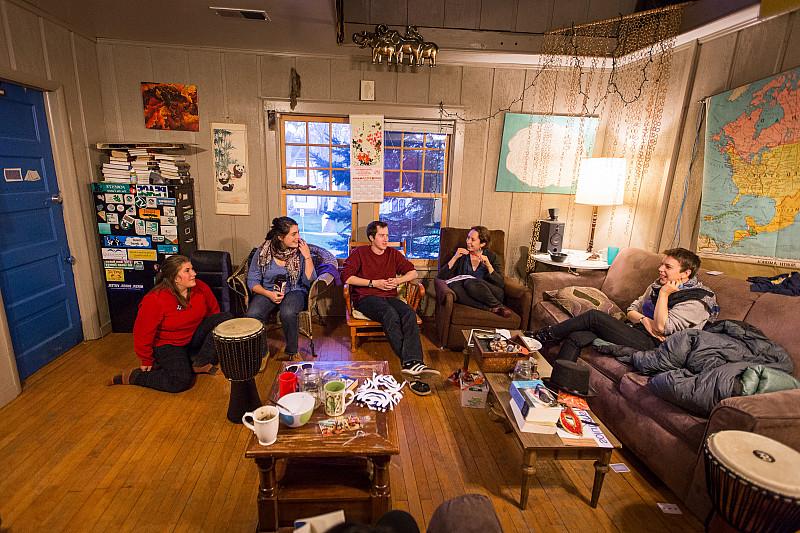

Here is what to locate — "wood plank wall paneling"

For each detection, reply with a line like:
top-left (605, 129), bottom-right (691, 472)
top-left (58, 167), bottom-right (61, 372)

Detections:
top-left (408, 0), bottom-right (445, 28)
top-left (4, 1), bottom-right (45, 76)
top-left (516, 0), bottom-right (555, 34)
top-left (444, 0), bottom-right (481, 30)
top-left (331, 57), bottom-right (363, 101)
top-left (0, 1), bottom-right (11, 69)
top-left (295, 57), bottom-right (332, 101)
top-left (728, 15), bottom-right (789, 90)
top-left (480, 0), bottom-right (516, 31)
top-left (429, 64), bottom-right (462, 105)
top-left (782, 11), bottom-right (800, 68)
top-left (397, 67), bottom-right (430, 104)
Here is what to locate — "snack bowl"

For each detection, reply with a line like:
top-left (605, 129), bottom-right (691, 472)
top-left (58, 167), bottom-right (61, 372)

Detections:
top-left (277, 392), bottom-right (315, 427)
top-left (549, 252), bottom-right (568, 263)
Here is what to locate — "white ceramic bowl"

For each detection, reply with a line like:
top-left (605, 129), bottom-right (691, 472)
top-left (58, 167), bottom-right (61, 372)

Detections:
top-left (277, 392), bottom-right (315, 428)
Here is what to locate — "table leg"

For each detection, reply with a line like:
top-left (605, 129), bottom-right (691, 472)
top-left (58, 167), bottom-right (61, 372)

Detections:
top-left (255, 457), bottom-right (278, 533)
top-left (590, 450), bottom-right (612, 508)
top-left (370, 456), bottom-right (391, 523)
top-left (520, 450), bottom-right (537, 510)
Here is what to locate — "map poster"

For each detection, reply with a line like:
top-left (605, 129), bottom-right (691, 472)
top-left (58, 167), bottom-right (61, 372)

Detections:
top-left (496, 113), bottom-right (599, 193)
top-left (699, 66), bottom-right (800, 268)
top-left (349, 114), bottom-right (384, 203)
top-left (212, 123), bottom-right (250, 215)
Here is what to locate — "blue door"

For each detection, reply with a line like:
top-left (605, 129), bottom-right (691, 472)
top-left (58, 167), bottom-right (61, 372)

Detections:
top-left (0, 81), bottom-right (82, 379)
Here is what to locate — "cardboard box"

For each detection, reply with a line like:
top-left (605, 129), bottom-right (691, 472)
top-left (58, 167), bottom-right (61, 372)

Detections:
top-left (460, 372), bottom-right (489, 409)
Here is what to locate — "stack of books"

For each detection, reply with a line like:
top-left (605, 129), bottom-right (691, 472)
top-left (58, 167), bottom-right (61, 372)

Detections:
top-left (508, 380), bottom-right (562, 434)
top-left (99, 149), bottom-right (192, 184)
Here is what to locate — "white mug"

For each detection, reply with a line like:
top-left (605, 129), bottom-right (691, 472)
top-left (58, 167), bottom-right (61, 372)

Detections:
top-left (242, 406), bottom-right (279, 446)
top-left (324, 380), bottom-right (355, 417)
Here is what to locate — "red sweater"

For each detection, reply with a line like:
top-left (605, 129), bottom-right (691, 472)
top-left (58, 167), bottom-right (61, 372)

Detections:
top-left (341, 246), bottom-right (414, 305)
top-left (133, 280), bottom-right (220, 366)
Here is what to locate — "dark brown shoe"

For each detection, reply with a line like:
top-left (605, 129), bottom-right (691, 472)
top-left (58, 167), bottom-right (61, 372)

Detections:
top-left (491, 306), bottom-right (512, 318)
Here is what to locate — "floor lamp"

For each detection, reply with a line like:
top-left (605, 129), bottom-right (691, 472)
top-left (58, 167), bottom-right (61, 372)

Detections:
top-left (575, 158), bottom-right (626, 260)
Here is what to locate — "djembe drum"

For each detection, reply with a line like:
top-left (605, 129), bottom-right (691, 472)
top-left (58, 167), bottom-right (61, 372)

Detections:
top-left (704, 430), bottom-right (800, 533)
top-left (213, 318), bottom-right (267, 423)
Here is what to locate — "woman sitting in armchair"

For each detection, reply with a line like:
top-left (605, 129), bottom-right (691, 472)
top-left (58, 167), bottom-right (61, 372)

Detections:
top-left (245, 216), bottom-right (317, 360)
top-left (529, 247), bottom-right (719, 362)
top-left (437, 225), bottom-right (511, 318)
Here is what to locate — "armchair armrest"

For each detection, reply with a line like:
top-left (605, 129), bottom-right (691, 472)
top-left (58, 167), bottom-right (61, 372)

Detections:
top-left (503, 277), bottom-right (531, 330)
top-left (434, 278), bottom-right (456, 348)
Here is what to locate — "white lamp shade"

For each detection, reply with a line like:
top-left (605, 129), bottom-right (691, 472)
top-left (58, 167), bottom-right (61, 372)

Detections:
top-left (574, 158), bottom-right (626, 206)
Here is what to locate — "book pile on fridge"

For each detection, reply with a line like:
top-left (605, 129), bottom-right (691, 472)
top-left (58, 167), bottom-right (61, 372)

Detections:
top-left (99, 147), bottom-right (191, 185)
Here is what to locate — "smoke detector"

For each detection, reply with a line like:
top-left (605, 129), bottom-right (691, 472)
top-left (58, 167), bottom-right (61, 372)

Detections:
top-left (209, 6), bottom-right (271, 21)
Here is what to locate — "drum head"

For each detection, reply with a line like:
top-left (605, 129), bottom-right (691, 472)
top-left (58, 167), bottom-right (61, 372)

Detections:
top-left (213, 317), bottom-right (263, 339)
top-left (707, 430), bottom-right (800, 498)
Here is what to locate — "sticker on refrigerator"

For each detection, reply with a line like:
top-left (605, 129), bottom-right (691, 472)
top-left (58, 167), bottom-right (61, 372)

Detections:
top-left (157, 197), bottom-right (176, 206)
top-left (151, 235), bottom-right (164, 243)
top-left (97, 210), bottom-right (106, 221)
top-left (115, 204), bottom-right (125, 212)
top-left (183, 208), bottom-right (194, 221)
top-left (157, 244), bottom-right (179, 255)
top-left (134, 261), bottom-right (144, 270)
top-left (134, 219), bottom-right (146, 235)
top-left (135, 196), bottom-right (147, 208)
top-left (101, 248), bottom-right (127, 260)
top-left (120, 214), bottom-right (135, 230)
top-left (161, 226), bottom-right (178, 244)
top-left (135, 184), bottom-right (168, 197)
top-left (107, 283), bottom-right (145, 291)
top-left (105, 268), bottom-right (125, 282)
top-left (127, 249), bottom-right (157, 261)
top-left (145, 221), bottom-right (159, 235)
top-left (3, 168), bottom-right (23, 182)
top-left (160, 216), bottom-right (177, 226)
top-left (106, 213), bottom-right (119, 225)
top-left (94, 183), bottom-right (130, 193)
top-left (162, 206), bottom-right (176, 217)
top-left (146, 197), bottom-right (158, 208)
top-left (124, 194), bottom-right (135, 205)
top-left (139, 208), bottom-right (160, 220)
top-left (105, 193), bottom-right (124, 204)
top-left (24, 169), bottom-right (41, 181)
top-left (126, 206), bottom-right (136, 216)
top-left (98, 222), bottom-right (112, 235)
top-left (103, 235), bottom-right (152, 248)
top-left (104, 260), bottom-right (135, 269)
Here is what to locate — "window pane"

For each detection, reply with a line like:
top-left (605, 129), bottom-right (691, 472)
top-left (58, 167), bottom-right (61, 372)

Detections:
top-left (285, 121), bottom-right (306, 143)
top-left (310, 170), bottom-right (330, 190)
top-left (308, 122), bottom-right (330, 144)
top-left (423, 172), bottom-right (442, 193)
top-left (332, 145), bottom-right (350, 168)
top-left (332, 123), bottom-right (351, 145)
top-left (379, 198), bottom-right (442, 259)
top-left (424, 150), bottom-right (445, 171)
top-left (332, 170), bottom-right (350, 191)
top-left (309, 146), bottom-right (331, 168)
top-left (286, 195), bottom-right (352, 258)
top-left (385, 131), bottom-right (402, 147)
top-left (286, 168), bottom-right (307, 186)
top-left (384, 171), bottom-right (400, 192)
top-left (286, 145), bottom-right (307, 167)
top-left (402, 150), bottom-right (422, 171)
top-left (425, 133), bottom-right (446, 149)
top-left (385, 149), bottom-right (401, 170)
top-left (403, 133), bottom-right (424, 148)
top-left (401, 171), bottom-right (421, 192)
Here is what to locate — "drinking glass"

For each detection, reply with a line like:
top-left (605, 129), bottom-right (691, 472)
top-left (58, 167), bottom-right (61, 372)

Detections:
top-left (301, 369), bottom-right (322, 409)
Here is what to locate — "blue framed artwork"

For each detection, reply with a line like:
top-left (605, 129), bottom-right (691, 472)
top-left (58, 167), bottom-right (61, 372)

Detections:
top-left (495, 113), bottom-right (599, 193)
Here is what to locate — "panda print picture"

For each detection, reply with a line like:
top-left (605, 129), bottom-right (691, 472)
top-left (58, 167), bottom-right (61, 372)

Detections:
top-left (211, 122), bottom-right (250, 215)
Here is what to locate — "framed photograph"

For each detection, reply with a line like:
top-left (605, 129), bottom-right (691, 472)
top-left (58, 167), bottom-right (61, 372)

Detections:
top-left (141, 82), bottom-right (199, 131)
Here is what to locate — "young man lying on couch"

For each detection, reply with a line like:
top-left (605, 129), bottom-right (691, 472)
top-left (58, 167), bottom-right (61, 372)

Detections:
top-left (529, 248), bottom-right (719, 361)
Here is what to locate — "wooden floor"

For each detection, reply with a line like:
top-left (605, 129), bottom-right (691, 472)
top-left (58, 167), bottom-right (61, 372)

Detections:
top-left (0, 321), bottom-right (703, 532)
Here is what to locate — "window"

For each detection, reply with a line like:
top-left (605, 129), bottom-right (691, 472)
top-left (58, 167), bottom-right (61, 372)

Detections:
top-left (280, 115), bottom-right (451, 263)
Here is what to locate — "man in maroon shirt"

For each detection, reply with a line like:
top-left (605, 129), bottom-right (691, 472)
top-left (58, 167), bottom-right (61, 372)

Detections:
top-left (342, 221), bottom-right (440, 392)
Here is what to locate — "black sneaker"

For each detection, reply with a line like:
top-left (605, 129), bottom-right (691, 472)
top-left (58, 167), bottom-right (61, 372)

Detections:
top-left (401, 362), bottom-right (441, 378)
top-left (409, 380), bottom-right (431, 396)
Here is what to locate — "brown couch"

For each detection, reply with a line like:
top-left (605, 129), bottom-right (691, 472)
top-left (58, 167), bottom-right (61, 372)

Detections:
top-left (434, 227), bottom-right (532, 350)
top-left (528, 247), bottom-right (800, 518)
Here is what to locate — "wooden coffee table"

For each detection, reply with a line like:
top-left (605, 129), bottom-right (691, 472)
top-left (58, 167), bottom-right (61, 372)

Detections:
top-left (245, 361), bottom-right (400, 532)
top-left (484, 372), bottom-right (621, 509)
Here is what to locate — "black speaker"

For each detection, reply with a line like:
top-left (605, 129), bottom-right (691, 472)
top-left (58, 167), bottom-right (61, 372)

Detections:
top-left (538, 220), bottom-right (564, 254)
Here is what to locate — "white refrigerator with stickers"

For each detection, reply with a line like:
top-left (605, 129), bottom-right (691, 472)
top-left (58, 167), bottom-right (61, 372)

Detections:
top-left (91, 181), bottom-right (197, 332)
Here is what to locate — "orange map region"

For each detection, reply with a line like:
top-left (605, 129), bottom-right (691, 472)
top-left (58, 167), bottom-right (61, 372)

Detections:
top-left (713, 73), bottom-right (800, 161)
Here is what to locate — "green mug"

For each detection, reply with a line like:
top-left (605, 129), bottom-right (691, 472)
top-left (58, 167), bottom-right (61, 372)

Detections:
top-left (324, 380), bottom-right (355, 416)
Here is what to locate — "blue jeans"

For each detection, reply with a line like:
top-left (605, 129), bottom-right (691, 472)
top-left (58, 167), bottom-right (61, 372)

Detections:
top-left (355, 296), bottom-right (423, 365)
top-left (245, 291), bottom-right (307, 355)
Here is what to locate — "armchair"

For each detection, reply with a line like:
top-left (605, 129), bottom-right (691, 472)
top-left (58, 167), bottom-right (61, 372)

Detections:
top-left (434, 227), bottom-right (531, 350)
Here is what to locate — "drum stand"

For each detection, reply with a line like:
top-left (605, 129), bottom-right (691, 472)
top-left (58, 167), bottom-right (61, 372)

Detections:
top-left (227, 379), bottom-right (262, 424)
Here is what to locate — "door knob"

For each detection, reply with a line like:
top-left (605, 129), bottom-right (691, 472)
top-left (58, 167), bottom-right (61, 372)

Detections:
top-left (50, 193), bottom-right (63, 204)
top-left (64, 255), bottom-right (76, 265)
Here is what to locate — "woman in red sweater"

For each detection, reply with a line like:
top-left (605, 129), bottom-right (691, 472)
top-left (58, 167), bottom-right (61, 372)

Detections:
top-left (108, 255), bottom-right (232, 392)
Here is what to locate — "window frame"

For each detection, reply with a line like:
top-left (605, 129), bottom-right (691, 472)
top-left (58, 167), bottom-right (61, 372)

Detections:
top-left (279, 114), bottom-right (451, 267)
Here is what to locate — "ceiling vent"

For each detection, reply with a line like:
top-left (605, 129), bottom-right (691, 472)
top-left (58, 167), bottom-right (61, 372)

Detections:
top-left (209, 6), bottom-right (271, 21)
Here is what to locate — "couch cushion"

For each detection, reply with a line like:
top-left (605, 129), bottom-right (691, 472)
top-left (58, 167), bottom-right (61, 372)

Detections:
top-left (696, 270), bottom-right (759, 321)
top-left (450, 303), bottom-right (521, 328)
top-left (618, 373), bottom-right (708, 451)
top-left (600, 248), bottom-right (662, 309)
top-left (581, 348), bottom-right (633, 384)
top-left (744, 293), bottom-right (800, 378)
top-left (544, 286), bottom-right (626, 321)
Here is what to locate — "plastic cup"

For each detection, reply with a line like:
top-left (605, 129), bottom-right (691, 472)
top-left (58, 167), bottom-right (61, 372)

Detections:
top-left (607, 246), bottom-right (620, 265)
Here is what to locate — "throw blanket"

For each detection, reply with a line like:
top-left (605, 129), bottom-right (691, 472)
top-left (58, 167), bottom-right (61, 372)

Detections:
top-left (602, 320), bottom-right (794, 417)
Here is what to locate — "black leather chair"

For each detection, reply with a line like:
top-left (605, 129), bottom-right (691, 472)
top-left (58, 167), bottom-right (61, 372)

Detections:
top-left (190, 250), bottom-right (234, 313)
